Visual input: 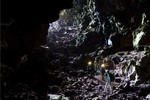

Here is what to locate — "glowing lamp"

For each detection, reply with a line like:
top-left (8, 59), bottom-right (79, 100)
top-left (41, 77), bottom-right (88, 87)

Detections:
top-left (88, 61), bottom-right (92, 65)
top-left (101, 63), bottom-right (105, 68)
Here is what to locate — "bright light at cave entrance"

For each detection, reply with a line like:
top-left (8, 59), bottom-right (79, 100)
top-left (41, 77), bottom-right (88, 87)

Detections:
top-left (88, 61), bottom-right (92, 65)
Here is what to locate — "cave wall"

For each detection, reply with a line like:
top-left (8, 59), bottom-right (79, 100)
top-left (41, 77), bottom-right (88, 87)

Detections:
top-left (1, 0), bottom-right (73, 57)
top-left (95, 0), bottom-right (150, 50)
top-left (1, 0), bottom-right (73, 99)
top-left (94, 0), bottom-right (150, 82)
top-left (95, 0), bottom-right (150, 25)
top-left (1, 0), bottom-right (150, 99)
top-left (1, 0), bottom-right (73, 77)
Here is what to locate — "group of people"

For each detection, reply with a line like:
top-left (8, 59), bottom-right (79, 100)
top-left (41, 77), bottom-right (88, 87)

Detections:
top-left (86, 58), bottom-right (116, 94)
top-left (99, 60), bottom-right (115, 94)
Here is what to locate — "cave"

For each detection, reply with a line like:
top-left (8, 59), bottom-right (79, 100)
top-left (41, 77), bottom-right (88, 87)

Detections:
top-left (1, 0), bottom-right (150, 100)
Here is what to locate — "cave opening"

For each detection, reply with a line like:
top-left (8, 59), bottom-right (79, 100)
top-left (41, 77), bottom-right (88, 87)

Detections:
top-left (45, 0), bottom-right (150, 99)
top-left (1, 0), bottom-right (150, 100)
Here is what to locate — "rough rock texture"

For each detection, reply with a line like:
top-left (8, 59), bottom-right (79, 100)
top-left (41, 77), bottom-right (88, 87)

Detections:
top-left (95, 0), bottom-right (150, 25)
top-left (45, 0), bottom-right (150, 99)
top-left (1, 0), bottom-right (73, 100)
top-left (95, 0), bottom-right (150, 50)
top-left (46, 0), bottom-right (150, 81)
top-left (93, 0), bottom-right (150, 82)
top-left (1, 0), bottom-right (73, 58)
top-left (1, 0), bottom-right (150, 100)
top-left (137, 46), bottom-right (150, 82)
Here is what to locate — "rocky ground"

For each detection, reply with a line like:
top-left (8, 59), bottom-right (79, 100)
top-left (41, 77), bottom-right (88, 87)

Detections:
top-left (46, 50), bottom-right (150, 100)
top-left (1, 50), bottom-right (150, 100)
top-left (1, 0), bottom-right (150, 100)
top-left (47, 68), bottom-right (150, 100)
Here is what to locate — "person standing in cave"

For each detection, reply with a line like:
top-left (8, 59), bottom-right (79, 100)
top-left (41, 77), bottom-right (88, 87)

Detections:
top-left (98, 59), bottom-right (115, 94)
top-left (99, 64), bottom-right (106, 81)
top-left (104, 70), bottom-right (115, 94)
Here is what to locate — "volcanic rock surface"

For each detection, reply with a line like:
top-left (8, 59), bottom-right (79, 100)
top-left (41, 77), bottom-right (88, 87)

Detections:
top-left (1, 0), bottom-right (150, 100)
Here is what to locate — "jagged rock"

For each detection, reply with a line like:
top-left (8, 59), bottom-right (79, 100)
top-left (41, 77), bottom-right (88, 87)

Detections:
top-left (64, 89), bottom-right (76, 97)
top-left (132, 15), bottom-right (150, 50)
top-left (2, 0), bottom-right (150, 99)
top-left (144, 46), bottom-right (150, 56)
top-left (146, 94), bottom-right (150, 99)
top-left (137, 84), bottom-right (150, 96)
top-left (1, 83), bottom-right (39, 100)
top-left (1, 0), bottom-right (73, 99)
top-left (1, 0), bottom-right (74, 67)
top-left (95, 0), bottom-right (150, 25)
top-left (137, 55), bottom-right (150, 81)
top-left (48, 85), bottom-right (61, 94)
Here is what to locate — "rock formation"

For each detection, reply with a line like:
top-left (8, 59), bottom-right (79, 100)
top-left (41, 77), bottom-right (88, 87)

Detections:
top-left (1, 0), bottom-right (150, 99)
top-left (1, 0), bottom-right (73, 99)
